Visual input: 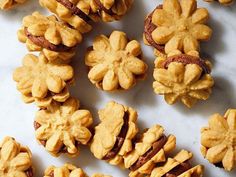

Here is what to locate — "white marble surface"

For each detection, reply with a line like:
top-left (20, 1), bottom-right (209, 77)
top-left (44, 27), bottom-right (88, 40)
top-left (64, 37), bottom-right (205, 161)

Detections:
top-left (0, 0), bottom-right (236, 176)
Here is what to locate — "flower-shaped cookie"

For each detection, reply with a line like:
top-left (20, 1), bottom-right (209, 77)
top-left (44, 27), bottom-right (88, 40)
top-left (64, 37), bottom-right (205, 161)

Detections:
top-left (90, 0), bottom-right (134, 22)
top-left (18, 11), bottom-right (82, 62)
top-left (124, 125), bottom-right (176, 177)
top-left (90, 101), bottom-right (138, 166)
top-left (150, 150), bottom-right (204, 177)
top-left (13, 53), bottom-right (73, 107)
top-left (153, 54), bottom-right (214, 108)
top-left (144, 0), bottom-right (212, 56)
top-left (39, 0), bottom-right (98, 34)
top-left (0, 137), bottom-right (34, 177)
top-left (34, 97), bottom-right (93, 157)
top-left (44, 163), bottom-right (87, 177)
top-left (0, 0), bottom-right (26, 10)
top-left (201, 109), bottom-right (236, 171)
top-left (204, 0), bottom-right (234, 5)
top-left (85, 31), bottom-right (148, 91)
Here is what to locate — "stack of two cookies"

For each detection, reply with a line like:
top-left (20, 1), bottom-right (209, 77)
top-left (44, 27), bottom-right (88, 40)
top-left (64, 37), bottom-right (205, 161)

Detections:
top-left (144, 0), bottom-right (215, 108)
top-left (90, 101), bottom-right (204, 177)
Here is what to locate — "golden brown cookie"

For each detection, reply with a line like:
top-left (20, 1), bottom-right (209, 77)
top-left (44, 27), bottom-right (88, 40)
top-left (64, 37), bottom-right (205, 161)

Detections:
top-left (13, 53), bottom-right (73, 108)
top-left (0, 137), bottom-right (34, 177)
top-left (204, 0), bottom-right (234, 5)
top-left (90, 101), bottom-right (138, 166)
top-left (44, 163), bottom-right (87, 177)
top-left (153, 53), bottom-right (214, 108)
top-left (18, 11), bottom-right (82, 62)
top-left (124, 125), bottom-right (176, 177)
top-left (90, 0), bottom-right (134, 22)
top-left (34, 97), bottom-right (93, 157)
top-left (144, 0), bottom-right (212, 56)
top-left (150, 150), bottom-right (204, 177)
top-left (0, 0), bottom-right (26, 10)
top-left (201, 109), bottom-right (236, 171)
top-left (39, 0), bottom-right (99, 34)
top-left (85, 31), bottom-right (148, 91)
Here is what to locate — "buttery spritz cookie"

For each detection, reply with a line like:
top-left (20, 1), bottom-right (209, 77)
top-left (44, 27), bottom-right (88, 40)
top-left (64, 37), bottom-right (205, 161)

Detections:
top-left (90, 0), bottom-right (134, 22)
top-left (90, 101), bottom-right (138, 166)
top-left (39, 0), bottom-right (99, 34)
top-left (144, 0), bottom-right (212, 56)
top-left (0, 137), bottom-right (34, 177)
top-left (13, 53), bottom-right (74, 108)
top-left (85, 31), bottom-right (148, 91)
top-left (153, 52), bottom-right (214, 108)
top-left (34, 97), bottom-right (93, 157)
top-left (18, 11), bottom-right (82, 62)
top-left (0, 0), bottom-right (26, 10)
top-left (124, 125), bottom-right (176, 177)
top-left (44, 163), bottom-right (112, 177)
top-left (201, 109), bottom-right (236, 171)
top-left (204, 0), bottom-right (234, 5)
top-left (150, 150), bottom-right (204, 177)
top-left (44, 163), bottom-right (87, 177)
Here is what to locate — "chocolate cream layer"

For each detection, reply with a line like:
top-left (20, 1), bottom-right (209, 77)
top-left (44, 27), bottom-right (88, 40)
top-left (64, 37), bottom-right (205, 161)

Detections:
top-left (25, 28), bottom-right (74, 52)
top-left (163, 54), bottom-right (211, 74)
top-left (56, 0), bottom-right (92, 22)
top-left (103, 112), bottom-right (130, 160)
top-left (129, 135), bottom-right (168, 171)
top-left (144, 5), bottom-right (165, 53)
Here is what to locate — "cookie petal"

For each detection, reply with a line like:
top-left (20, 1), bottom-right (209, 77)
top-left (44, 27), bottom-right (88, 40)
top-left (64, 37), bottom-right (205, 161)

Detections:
top-left (118, 67), bottom-right (134, 89)
top-left (93, 35), bottom-right (111, 52)
top-left (192, 8), bottom-right (209, 24)
top-left (109, 31), bottom-right (128, 51)
top-left (152, 26), bottom-right (174, 44)
top-left (206, 144), bottom-right (227, 164)
top-left (191, 24), bottom-right (212, 41)
top-left (184, 64), bottom-right (202, 85)
top-left (163, 0), bottom-right (181, 17)
top-left (88, 64), bottom-right (108, 81)
top-left (126, 56), bottom-right (147, 75)
top-left (102, 70), bottom-right (119, 91)
top-left (181, 0), bottom-right (197, 17)
top-left (222, 148), bottom-right (235, 171)
top-left (201, 129), bottom-right (224, 148)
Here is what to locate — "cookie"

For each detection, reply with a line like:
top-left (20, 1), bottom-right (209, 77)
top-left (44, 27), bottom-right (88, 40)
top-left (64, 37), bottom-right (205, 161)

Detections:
top-left (201, 109), bottom-right (236, 171)
top-left (34, 97), bottom-right (93, 157)
top-left (90, 101), bottom-right (138, 166)
top-left (39, 0), bottom-right (98, 34)
top-left (150, 150), bottom-right (204, 177)
top-left (90, 0), bottom-right (134, 22)
top-left (204, 0), bottom-right (234, 5)
top-left (124, 125), bottom-right (176, 177)
top-left (44, 163), bottom-right (87, 177)
top-left (13, 53), bottom-right (73, 108)
top-left (0, 0), bottom-right (26, 10)
top-left (0, 137), bottom-right (34, 177)
top-left (85, 31), bottom-right (148, 91)
top-left (17, 11), bottom-right (82, 62)
top-left (144, 0), bottom-right (212, 56)
top-left (153, 53), bottom-right (214, 108)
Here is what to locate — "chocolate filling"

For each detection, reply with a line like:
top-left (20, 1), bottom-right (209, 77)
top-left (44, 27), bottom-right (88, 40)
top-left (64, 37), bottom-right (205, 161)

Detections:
top-left (103, 112), bottom-right (129, 160)
top-left (129, 135), bottom-right (167, 171)
top-left (94, 0), bottom-right (115, 15)
top-left (144, 5), bottom-right (165, 53)
top-left (25, 28), bottom-right (74, 52)
top-left (163, 54), bottom-right (211, 74)
top-left (56, 0), bottom-right (91, 22)
top-left (165, 161), bottom-right (192, 177)
top-left (25, 167), bottom-right (34, 177)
